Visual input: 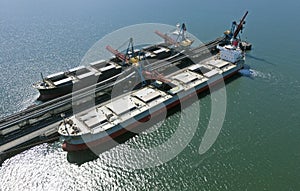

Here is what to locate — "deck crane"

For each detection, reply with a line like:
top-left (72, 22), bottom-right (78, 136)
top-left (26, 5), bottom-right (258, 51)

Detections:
top-left (224, 11), bottom-right (248, 41)
top-left (174, 23), bottom-right (193, 46)
top-left (154, 30), bottom-right (177, 45)
top-left (223, 11), bottom-right (251, 49)
top-left (106, 38), bottom-right (139, 65)
top-left (106, 38), bottom-right (170, 87)
top-left (106, 38), bottom-right (148, 86)
top-left (155, 23), bottom-right (193, 47)
top-left (233, 11), bottom-right (248, 39)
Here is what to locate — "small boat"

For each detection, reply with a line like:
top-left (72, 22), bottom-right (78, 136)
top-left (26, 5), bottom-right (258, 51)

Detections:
top-left (239, 40), bottom-right (252, 51)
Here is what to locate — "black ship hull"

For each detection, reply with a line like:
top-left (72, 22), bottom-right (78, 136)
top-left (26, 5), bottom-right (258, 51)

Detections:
top-left (37, 83), bottom-right (73, 101)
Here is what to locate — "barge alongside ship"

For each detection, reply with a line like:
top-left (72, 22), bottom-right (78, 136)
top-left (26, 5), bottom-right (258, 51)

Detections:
top-left (0, 11), bottom-right (251, 164)
top-left (57, 11), bottom-right (250, 152)
top-left (33, 11), bottom-right (250, 102)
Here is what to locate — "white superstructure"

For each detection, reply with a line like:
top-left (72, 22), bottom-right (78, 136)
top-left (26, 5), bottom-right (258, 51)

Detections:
top-left (217, 45), bottom-right (243, 63)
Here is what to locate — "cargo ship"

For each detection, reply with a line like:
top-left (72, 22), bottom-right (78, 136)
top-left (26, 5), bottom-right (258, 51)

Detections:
top-left (33, 22), bottom-right (219, 101)
top-left (58, 42), bottom-right (245, 151)
top-left (57, 12), bottom-right (250, 151)
top-left (33, 42), bottom-right (174, 101)
top-left (33, 12), bottom-right (249, 102)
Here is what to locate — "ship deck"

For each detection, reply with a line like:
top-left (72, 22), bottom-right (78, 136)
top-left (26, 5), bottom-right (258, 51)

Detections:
top-left (34, 44), bottom-right (174, 91)
top-left (59, 55), bottom-right (239, 136)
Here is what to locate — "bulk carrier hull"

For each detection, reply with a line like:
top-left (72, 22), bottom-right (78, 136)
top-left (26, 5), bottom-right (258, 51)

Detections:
top-left (60, 57), bottom-right (244, 152)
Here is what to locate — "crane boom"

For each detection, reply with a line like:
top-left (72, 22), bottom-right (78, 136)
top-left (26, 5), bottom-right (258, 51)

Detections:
top-left (155, 30), bottom-right (177, 45)
top-left (143, 70), bottom-right (170, 83)
top-left (106, 45), bottom-right (127, 62)
top-left (233, 11), bottom-right (248, 39)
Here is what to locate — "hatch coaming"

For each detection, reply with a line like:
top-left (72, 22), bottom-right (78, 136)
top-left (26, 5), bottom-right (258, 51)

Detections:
top-left (58, 87), bottom-right (172, 136)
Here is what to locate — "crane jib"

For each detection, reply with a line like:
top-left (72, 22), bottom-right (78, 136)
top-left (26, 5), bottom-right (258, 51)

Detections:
top-left (233, 11), bottom-right (248, 39)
